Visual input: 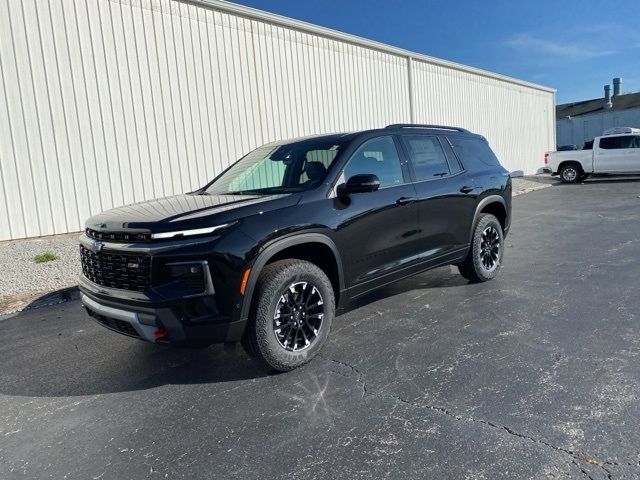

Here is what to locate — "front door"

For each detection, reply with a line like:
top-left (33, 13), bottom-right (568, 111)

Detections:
top-left (595, 135), bottom-right (633, 172)
top-left (332, 135), bottom-right (420, 292)
top-left (622, 135), bottom-right (640, 172)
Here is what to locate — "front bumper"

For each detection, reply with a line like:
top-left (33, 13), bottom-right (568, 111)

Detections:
top-left (79, 276), bottom-right (247, 347)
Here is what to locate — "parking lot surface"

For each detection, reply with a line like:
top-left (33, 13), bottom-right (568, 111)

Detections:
top-left (2, 179), bottom-right (640, 479)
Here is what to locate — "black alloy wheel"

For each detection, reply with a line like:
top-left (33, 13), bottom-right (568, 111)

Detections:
top-left (273, 281), bottom-right (325, 351)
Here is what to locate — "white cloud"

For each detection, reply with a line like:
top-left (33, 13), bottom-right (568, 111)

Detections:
top-left (504, 33), bottom-right (616, 60)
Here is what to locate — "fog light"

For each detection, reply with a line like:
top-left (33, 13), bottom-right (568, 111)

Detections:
top-left (166, 262), bottom-right (207, 293)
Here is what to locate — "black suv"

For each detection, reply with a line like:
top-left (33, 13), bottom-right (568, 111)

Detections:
top-left (80, 124), bottom-right (511, 371)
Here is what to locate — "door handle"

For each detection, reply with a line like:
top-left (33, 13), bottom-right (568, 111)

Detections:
top-left (460, 186), bottom-right (474, 194)
top-left (396, 196), bottom-right (417, 206)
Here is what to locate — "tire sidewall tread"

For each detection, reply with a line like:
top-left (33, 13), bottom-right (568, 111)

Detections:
top-left (458, 213), bottom-right (504, 283)
top-left (242, 259), bottom-right (335, 372)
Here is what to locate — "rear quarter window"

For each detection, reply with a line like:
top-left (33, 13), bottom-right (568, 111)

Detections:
top-left (449, 137), bottom-right (501, 169)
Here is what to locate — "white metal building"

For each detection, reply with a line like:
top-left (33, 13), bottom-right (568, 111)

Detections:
top-left (0, 0), bottom-right (555, 241)
top-left (556, 78), bottom-right (640, 148)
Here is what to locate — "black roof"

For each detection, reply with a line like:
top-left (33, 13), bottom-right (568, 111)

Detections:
top-left (265, 124), bottom-right (478, 146)
top-left (557, 92), bottom-right (640, 118)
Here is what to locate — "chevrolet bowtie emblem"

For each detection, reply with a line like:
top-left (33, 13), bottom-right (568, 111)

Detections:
top-left (89, 240), bottom-right (104, 254)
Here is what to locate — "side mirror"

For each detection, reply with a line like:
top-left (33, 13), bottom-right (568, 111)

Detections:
top-left (338, 174), bottom-right (381, 195)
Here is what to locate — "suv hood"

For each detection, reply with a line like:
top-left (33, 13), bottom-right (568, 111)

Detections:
top-left (85, 193), bottom-right (300, 233)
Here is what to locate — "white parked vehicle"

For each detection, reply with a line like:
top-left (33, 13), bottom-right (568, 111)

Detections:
top-left (546, 131), bottom-right (640, 183)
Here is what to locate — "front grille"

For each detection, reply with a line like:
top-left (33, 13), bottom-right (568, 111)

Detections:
top-left (86, 228), bottom-right (151, 243)
top-left (86, 308), bottom-right (141, 339)
top-left (80, 245), bottom-right (152, 292)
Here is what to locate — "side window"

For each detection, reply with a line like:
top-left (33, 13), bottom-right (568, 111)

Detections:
top-left (343, 136), bottom-right (404, 187)
top-left (631, 136), bottom-right (640, 148)
top-left (402, 136), bottom-right (451, 180)
top-left (449, 137), bottom-right (501, 169)
top-left (599, 136), bottom-right (634, 149)
top-left (299, 149), bottom-right (338, 184)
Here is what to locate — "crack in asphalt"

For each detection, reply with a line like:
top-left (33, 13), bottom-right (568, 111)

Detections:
top-left (321, 356), bottom-right (637, 480)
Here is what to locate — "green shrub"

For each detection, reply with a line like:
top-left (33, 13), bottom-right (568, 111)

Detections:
top-left (34, 251), bottom-right (58, 263)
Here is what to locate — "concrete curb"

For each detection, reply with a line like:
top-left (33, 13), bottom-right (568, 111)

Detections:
top-left (513, 183), bottom-right (552, 197)
top-left (0, 285), bottom-right (80, 317)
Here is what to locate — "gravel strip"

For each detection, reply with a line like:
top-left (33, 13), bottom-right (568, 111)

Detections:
top-left (512, 174), bottom-right (554, 196)
top-left (0, 233), bottom-right (81, 297)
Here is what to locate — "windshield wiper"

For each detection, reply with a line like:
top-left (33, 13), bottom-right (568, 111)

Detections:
top-left (226, 190), bottom-right (265, 196)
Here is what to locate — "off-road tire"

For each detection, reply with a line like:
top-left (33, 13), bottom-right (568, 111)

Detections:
top-left (458, 213), bottom-right (504, 282)
top-left (241, 259), bottom-right (335, 372)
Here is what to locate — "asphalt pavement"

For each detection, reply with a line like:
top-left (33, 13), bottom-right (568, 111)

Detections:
top-left (2, 178), bottom-right (640, 479)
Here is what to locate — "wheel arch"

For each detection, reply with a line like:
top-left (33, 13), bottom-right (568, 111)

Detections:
top-left (470, 195), bottom-right (507, 242)
top-left (557, 160), bottom-right (585, 175)
top-left (238, 233), bottom-right (344, 323)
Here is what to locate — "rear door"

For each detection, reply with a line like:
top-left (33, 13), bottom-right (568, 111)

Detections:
top-left (399, 134), bottom-right (477, 260)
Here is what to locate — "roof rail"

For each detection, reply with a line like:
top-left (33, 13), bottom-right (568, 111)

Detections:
top-left (385, 123), bottom-right (471, 133)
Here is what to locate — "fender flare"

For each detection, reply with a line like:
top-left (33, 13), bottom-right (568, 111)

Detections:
top-left (470, 195), bottom-right (507, 242)
top-left (556, 159), bottom-right (588, 175)
top-left (238, 233), bottom-right (345, 322)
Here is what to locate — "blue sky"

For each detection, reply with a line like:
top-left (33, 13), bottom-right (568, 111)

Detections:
top-left (233, 0), bottom-right (640, 104)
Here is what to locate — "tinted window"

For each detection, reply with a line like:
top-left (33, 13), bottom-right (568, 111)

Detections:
top-left (343, 136), bottom-right (404, 187)
top-left (632, 136), bottom-right (640, 148)
top-left (599, 136), bottom-right (635, 149)
top-left (449, 137), bottom-right (501, 168)
top-left (402, 136), bottom-right (451, 180)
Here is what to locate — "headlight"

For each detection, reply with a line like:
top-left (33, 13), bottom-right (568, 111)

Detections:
top-left (151, 223), bottom-right (233, 240)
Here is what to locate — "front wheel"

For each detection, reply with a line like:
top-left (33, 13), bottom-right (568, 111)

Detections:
top-left (241, 259), bottom-right (335, 372)
top-left (458, 213), bottom-right (504, 282)
top-left (559, 164), bottom-right (582, 183)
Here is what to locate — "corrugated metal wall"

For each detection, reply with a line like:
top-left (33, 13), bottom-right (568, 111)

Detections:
top-left (412, 61), bottom-right (555, 175)
top-left (557, 109), bottom-right (640, 148)
top-left (0, 0), bottom-right (554, 241)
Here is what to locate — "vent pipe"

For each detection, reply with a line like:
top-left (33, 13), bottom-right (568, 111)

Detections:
top-left (604, 85), bottom-right (612, 109)
top-left (613, 77), bottom-right (622, 96)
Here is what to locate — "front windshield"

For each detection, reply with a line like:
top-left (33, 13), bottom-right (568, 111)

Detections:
top-left (205, 140), bottom-right (344, 196)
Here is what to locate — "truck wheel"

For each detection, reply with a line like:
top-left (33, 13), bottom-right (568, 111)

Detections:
top-left (241, 259), bottom-right (335, 372)
top-left (559, 164), bottom-right (581, 183)
top-left (458, 213), bottom-right (504, 283)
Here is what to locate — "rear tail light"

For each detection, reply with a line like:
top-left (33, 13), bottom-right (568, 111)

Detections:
top-left (544, 153), bottom-right (549, 165)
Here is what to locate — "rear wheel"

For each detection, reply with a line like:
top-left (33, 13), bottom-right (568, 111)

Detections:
top-left (559, 164), bottom-right (582, 183)
top-left (458, 213), bottom-right (504, 282)
top-left (241, 259), bottom-right (335, 372)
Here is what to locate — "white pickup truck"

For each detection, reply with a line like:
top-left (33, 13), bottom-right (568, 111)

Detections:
top-left (546, 128), bottom-right (640, 183)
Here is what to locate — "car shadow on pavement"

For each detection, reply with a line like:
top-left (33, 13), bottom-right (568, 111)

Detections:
top-left (339, 265), bottom-right (469, 314)
top-left (0, 320), bottom-right (273, 398)
top-left (0, 267), bottom-right (466, 398)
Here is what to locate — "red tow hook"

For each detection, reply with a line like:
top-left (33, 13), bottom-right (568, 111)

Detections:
top-left (154, 328), bottom-right (168, 341)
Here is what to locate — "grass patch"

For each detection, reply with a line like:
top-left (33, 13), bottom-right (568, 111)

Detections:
top-left (33, 251), bottom-right (58, 263)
